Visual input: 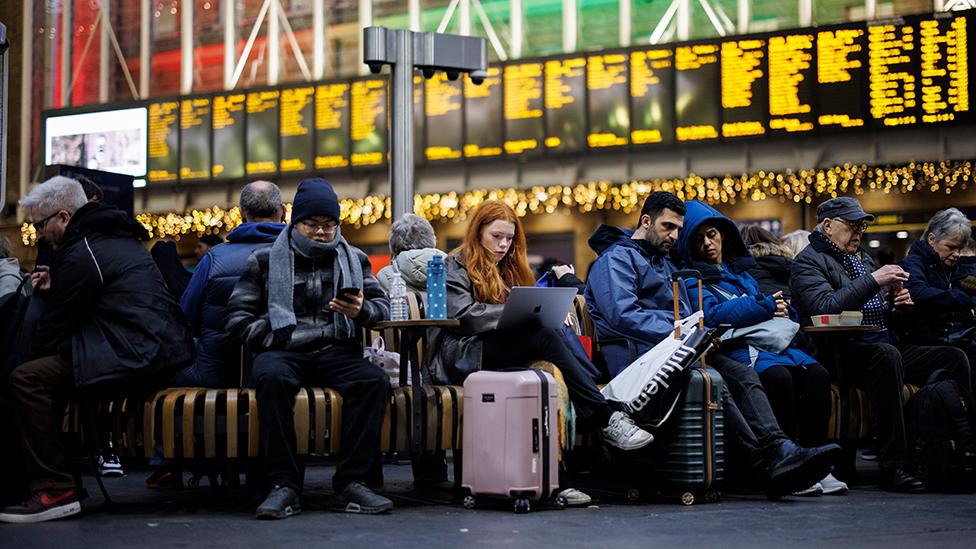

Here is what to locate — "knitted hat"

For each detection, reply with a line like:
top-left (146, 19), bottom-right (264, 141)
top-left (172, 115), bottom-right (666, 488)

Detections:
top-left (291, 178), bottom-right (340, 224)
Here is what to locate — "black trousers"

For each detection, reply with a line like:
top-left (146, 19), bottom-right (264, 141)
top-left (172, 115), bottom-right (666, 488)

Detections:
top-left (252, 346), bottom-right (390, 492)
top-left (758, 363), bottom-right (832, 446)
top-left (480, 327), bottom-right (612, 427)
top-left (842, 341), bottom-right (971, 469)
top-left (707, 354), bottom-right (789, 461)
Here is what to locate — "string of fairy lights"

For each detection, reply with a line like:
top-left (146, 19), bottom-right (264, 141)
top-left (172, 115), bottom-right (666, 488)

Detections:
top-left (20, 161), bottom-right (974, 244)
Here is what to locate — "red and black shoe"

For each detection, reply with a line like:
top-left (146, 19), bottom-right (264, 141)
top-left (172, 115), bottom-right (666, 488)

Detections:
top-left (145, 469), bottom-right (183, 490)
top-left (0, 489), bottom-right (81, 524)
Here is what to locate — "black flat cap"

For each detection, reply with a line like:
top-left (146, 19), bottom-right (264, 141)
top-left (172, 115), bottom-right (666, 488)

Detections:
top-left (817, 197), bottom-right (875, 223)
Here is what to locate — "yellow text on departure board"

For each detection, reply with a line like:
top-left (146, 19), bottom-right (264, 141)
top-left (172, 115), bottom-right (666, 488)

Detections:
top-left (246, 90), bottom-right (280, 114)
top-left (546, 57), bottom-right (585, 110)
top-left (721, 39), bottom-right (764, 109)
top-left (817, 28), bottom-right (864, 84)
top-left (425, 73), bottom-right (462, 118)
top-left (768, 34), bottom-right (814, 132)
top-left (868, 24), bottom-right (917, 125)
top-left (315, 83), bottom-right (348, 131)
top-left (148, 101), bottom-right (178, 182)
top-left (464, 67), bottom-right (501, 99)
top-left (351, 80), bottom-right (386, 166)
top-left (281, 86), bottom-right (314, 138)
top-left (630, 49), bottom-right (671, 97)
top-left (213, 93), bottom-right (245, 130)
top-left (463, 68), bottom-right (503, 158)
top-left (504, 63), bottom-right (544, 120)
top-left (919, 16), bottom-right (970, 123)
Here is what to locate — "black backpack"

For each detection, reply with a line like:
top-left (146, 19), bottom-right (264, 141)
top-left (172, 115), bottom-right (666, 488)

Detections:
top-left (904, 369), bottom-right (976, 492)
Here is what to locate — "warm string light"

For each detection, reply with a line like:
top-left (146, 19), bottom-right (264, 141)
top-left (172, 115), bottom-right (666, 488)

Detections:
top-left (20, 161), bottom-right (974, 244)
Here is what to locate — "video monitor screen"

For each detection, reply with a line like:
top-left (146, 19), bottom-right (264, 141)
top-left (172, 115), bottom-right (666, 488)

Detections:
top-left (212, 92), bottom-right (246, 179)
top-left (464, 68), bottom-right (503, 158)
top-left (315, 83), bottom-right (350, 169)
top-left (179, 96), bottom-right (211, 181)
top-left (280, 86), bottom-right (315, 173)
top-left (545, 56), bottom-right (586, 152)
top-left (767, 32), bottom-right (816, 135)
top-left (503, 62), bottom-right (545, 156)
top-left (817, 26), bottom-right (868, 129)
top-left (720, 38), bottom-right (768, 138)
top-left (350, 78), bottom-right (388, 167)
top-left (46, 106), bottom-right (148, 177)
top-left (630, 48), bottom-right (675, 145)
top-left (587, 53), bottom-right (629, 148)
top-left (675, 44), bottom-right (721, 142)
top-left (425, 72), bottom-right (463, 161)
top-left (146, 101), bottom-right (179, 182)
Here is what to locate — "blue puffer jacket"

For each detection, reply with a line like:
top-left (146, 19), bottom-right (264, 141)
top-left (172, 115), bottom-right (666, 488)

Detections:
top-left (584, 224), bottom-right (692, 377)
top-left (675, 201), bottom-right (816, 373)
top-left (179, 221), bottom-right (285, 387)
top-left (898, 239), bottom-right (976, 344)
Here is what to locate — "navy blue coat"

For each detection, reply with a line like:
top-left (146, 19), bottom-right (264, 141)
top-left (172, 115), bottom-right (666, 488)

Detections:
top-left (898, 239), bottom-right (976, 344)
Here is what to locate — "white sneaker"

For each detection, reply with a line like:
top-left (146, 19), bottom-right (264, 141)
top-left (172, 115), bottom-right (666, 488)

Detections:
top-left (558, 488), bottom-right (592, 506)
top-left (792, 482), bottom-right (823, 496)
top-left (602, 411), bottom-right (654, 451)
top-left (819, 473), bottom-right (849, 495)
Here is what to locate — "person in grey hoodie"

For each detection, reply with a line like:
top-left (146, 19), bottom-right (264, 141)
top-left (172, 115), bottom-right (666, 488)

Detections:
top-left (376, 213), bottom-right (447, 295)
top-left (0, 237), bottom-right (24, 298)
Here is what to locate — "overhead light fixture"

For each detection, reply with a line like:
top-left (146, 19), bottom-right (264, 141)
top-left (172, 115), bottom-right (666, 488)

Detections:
top-left (896, 231), bottom-right (909, 239)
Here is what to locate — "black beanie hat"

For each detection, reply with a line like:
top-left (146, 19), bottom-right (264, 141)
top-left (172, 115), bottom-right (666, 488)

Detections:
top-left (291, 178), bottom-right (340, 224)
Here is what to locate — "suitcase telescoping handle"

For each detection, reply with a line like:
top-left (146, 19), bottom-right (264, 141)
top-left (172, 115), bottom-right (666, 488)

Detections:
top-left (670, 269), bottom-right (704, 339)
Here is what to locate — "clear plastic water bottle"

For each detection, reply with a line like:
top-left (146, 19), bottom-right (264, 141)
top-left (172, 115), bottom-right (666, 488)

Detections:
top-left (426, 254), bottom-right (447, 320)
top-left (389, 270), bottom-right (409, 321)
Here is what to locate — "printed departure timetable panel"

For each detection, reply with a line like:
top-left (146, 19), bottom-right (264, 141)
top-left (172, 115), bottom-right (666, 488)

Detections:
top-left (630, 48), bottom-right (675, 145)
top-left (246, 90), bottom-right (280, 175)
top-left (464, 68), bottom-right (503, 158)
top-left (180, 97), bottom-right (211, 180)
top-left (545, 57), bottom-right (586, 152)
top-left (280, 86), bottom-right (315, 173)
top-left (587, 53), bottom-right (630, 148)
top-left (314, 83), bottom-right (350, 169)
top-left (919, 13), bottom-right (970, 123)
top-left (504, 62), bottom-right (545, 156)
top-left (350, 79), bottom-right (387, 167)
top-left (212, 93), bottom-right (245, 179)
top-left (147, 100), bottom-right (179, 182)
top-left (425, 72), bottom-right (464, 161)
top-left (817, 26), bottom-right (868, 128)
top-left (675, 44), bottom-right (721, 141)
top-left (721, 38), bottom-right (768, 137)
top-left (869, 21), bottom-right (919, 126)
top-left (767, 32), bottom-right (816, 134)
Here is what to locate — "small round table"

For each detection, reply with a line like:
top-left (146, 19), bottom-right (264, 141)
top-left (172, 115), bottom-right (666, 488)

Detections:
top-left (801, 325), bottom-right (881, 333)
top-left (375, 319), bottom-right (460, 452)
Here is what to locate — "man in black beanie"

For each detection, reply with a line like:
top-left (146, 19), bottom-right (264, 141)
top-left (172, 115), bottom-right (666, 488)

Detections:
top-left (226, 178), bottom-right (392, 518)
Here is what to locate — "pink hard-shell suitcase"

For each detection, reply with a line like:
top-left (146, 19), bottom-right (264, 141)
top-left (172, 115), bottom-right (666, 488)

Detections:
top-left (461, 369), bottom-right (563, 513)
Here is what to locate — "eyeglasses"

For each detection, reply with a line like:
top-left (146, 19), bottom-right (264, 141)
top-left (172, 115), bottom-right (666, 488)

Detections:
top-left (300, 219), bottom-right (339, 233)
top-left (833, 218), bottom-right (870, 233)
top-left (32, 211), bottom-right (62, 231)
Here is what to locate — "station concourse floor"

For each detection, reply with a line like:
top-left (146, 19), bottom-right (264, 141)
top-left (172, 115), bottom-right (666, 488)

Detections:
top-left (2, 459), bottom-right (975, 549)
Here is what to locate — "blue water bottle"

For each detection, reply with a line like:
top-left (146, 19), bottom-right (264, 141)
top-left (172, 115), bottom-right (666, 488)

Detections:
top-left (426, 254), bottom-right (447, 320)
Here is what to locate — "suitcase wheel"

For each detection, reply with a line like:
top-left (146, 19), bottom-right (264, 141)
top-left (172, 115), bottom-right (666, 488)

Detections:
top-left (513, 498), bottom-right (531, 514)
top-left (680, 492), bottom-right (695, 506)
top-left (625, 488), bottom-right (641, 502)
top-left (462, 495), bottom-right (476, 510)
top-left (705, 491), bottom-right (720, 503)
top-left (553, 495), bottom-right (567, 510)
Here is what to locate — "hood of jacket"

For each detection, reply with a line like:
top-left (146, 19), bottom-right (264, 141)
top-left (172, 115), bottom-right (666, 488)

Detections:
top-left (748, 240), bottom-right (794, 260)
top-left (395, 247), bottom-right (447, 288)
top-left (226, 221), bottom-right (286, 244)
top-left (61, 202), bottom-right (149, 248)
top-left (675, 201), bottom-right (755, 282)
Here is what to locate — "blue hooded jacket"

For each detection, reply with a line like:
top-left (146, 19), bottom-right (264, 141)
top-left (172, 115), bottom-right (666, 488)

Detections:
top-left (584, 224), bottom-right (692, 377)
top-left (674, 201), bottom-right (815, 373)
top-left (179, 221), bottom-right (285, 387)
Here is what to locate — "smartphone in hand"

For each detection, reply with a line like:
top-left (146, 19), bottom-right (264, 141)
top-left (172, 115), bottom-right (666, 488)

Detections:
top-left (336, 287), bottom-right (361, 301)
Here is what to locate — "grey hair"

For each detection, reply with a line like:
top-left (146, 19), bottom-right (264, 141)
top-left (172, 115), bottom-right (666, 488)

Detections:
top-left (925, 207), bottom-right (972, 242)
top-left (0, 236), bottom-right (11, 259)
top-left (389, 213), bottom-right (437, 256)
top-left (19, 176), bottom-right (88, 217)
top-left (240, 180), bottom-right (283, 221)
top-left (782, 229), bottom-right (812, 257)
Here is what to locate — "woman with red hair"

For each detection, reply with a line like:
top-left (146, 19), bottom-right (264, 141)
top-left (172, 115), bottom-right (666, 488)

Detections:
top-left (428, 201), bottom-right (653, 457)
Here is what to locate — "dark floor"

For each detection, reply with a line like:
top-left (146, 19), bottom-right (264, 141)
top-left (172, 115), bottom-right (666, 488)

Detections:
top-left (2, 459), bottom-right (976, 549)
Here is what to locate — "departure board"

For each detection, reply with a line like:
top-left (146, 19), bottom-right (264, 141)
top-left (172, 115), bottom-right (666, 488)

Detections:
top-left (464, 67), bottom-right (503, 158)
top-left (414, 75), bottom-right (425, 164)
top-left (544, 57), bottom-right (586, 152)
top-left (179, 97), bottom-right (211, 181)
top-left (246, 90), bottom-right (280, 175)
top-left (147, 100), bottom-right (179, 182)
top-left (675, 44), bottom-right (721, 141)
top-left (630, 48), bottom-right (675, 145)
top-left (280, 86), bottom-right (315, 173)
top-left (587, 53), bottom-right (630, 148)
top-left (212, 92), bottom-right (246, 179)
top-left (817, 27), bottom-right (868, 128)
top-left (315, 83), bottom-right (350, 169)
top-left (868, 21), bottom-right (919, 126)
top-left (919, 13), bottom-right (971, 123)
top-left (350, 78), bottom-right (387, 167)
top-left (721, 38), bottom-right (768, 137)
top-left (425, 72), bottom-right (464, 161)
top-left (504, 62), bottom-right (545, 156)
top-left (767, 33), bottom-right (816, 134)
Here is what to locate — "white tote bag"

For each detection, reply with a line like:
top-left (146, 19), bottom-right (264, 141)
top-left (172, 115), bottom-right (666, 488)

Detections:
top-left (363, 336), bottom-right (408, 386)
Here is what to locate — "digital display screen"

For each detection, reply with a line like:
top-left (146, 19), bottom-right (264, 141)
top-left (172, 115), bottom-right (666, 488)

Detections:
top-left (464, 68), bottom-right (503, 158)
top-left (919, 13), bottom-right (972, 123)
top-left (46, 106), bottom-right (149, 178)
top-left (817, 26), bottom-right (868, 129)
top-left (545, 57), bottom-right (586, 152)
top-left (721, 38), bottom-right (768, 137)
top-left (212, 93), bottom-right (246, 179)
top-left (279, 86), bottom-right (315, 173)
top-left (414, 75), bottom-right (425, 165)
top-left (315, 83), bottom-right (350, 169)
top-left (767, 33), bottom-right (816, 134)
top-left (868, 21), bottom-right (919, 126)
top-left (504, 62), bottom-right (545, 156)
top-left (425, 72), bottom-right (464, 161)
top-left (350, 78), bottom-right (387, 167)
top-left (147, 101), bottom-right (179, 182)
top-left (246, 90), bottom-right (280, 175)
top-left (586, 53), bottom-right (630, 148)
top-left (675, 44), bottom-right (721, 141)
top-left (630, 48), bottom-right (675, 145)
top-left (179, 97), bottom-right (211, 181)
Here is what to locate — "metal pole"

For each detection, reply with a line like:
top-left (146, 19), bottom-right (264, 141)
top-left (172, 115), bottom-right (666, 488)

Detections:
top-left (141, 0), bottom-right (151, 97)
top-left (677, 0), bottom-right (690, 41)
top-left (391, 29), bottom-right (414, 221)
top-left (0, 24), bottom-right (8, 213)
top-left (359, 0), bottom-right (373, 75)
top-left (620, 0), bottom-right (631, 47)
top-left (269, 0), bottom-right (281, 85)
top-left (20, 4), bottom-right (33, 220)
top-left (100, 0), bottom-right (111, 102)
top-left (511, 0), bottom-right (523, 58)
top-left (409, 0), bottom-right (422, 31)
top-left (865, 0), bottom-right (876, 19)
top-left (563, 0), bottom-right (577, 53)
top-left (933, 0), bottom-right (945, 10)
top-left (799, 0), bottom-right (812, 27)
top-left (738, 0), bottom-right (750, 34)
top-left (460, 0), bottom-right (471, 35)
top-left (313, 0), bottom-right (326, 78)
top-left (61, 0), bottom-right (72, 106)
top-left (224, 0), bottom-right (236, 88)
top-left (181, 0), bottom-right (193, 93)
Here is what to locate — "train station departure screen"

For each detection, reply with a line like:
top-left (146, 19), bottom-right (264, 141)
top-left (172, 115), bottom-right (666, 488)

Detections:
top-left (544, 57), bottom-right (586, 152)
top-left (586, 53), bottom-right (630, 148)
top-left (315, 83), bottom-right (350, 169)
top-left (179, 96), bottom-right (211, 180)
top-left (148, 100), bottom-right (179, 182)
top-left (630, 48), bottom-right (675, 145)
top-left (212, 93), bottom-right (246, 179)
top-left (350, 79), bottom-right (387, 167)
top-left (246, 90), bottom-right (280, 175)
top-left (425, 72), bottom-right (464, 161)
top-left (817, 26), bottom-right (868, 129)
top-left (464, 67), bottom-right (503, 158)
top-left (279, 86), bottom-right (315, 173)
top-left (503, 62), bottom-right (545, 156)
top-left (675, 44), bottom-right (721, 142)
top-left (720, 38), bottom-right (768, 138)
top-left (767, 32), bottom-right (816, 134)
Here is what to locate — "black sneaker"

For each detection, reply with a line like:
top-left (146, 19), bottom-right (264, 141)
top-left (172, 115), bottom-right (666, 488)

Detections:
top-left (98, 448), bottom-right (125, 478)
top-left (331, 482), bottom-right (393, 514)
top-left (0, 489), bottom-right (81, 524)
top-left (767, 441), bottom-right (842, 497)
top-left (255, 485), bottom-right (301, 520)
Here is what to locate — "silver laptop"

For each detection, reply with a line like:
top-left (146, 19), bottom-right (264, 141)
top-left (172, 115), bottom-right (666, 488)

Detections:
top-left (496, 287), bottom-right (579, 331)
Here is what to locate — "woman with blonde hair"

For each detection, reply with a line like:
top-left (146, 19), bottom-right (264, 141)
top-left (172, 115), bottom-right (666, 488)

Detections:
top-left (428, 201), bottom-right (652, 458)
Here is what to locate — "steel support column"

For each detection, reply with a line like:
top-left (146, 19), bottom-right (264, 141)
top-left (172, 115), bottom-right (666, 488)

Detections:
top-left (141, 0), bottom-right (151, 97)
top-left (677, 0), bottom-right (691, 41)
top-left (620, 0), bottom-right (631, 47)
top-left (181, 0), bottom-right (193, 94)
top-left (738, 0), bottom-right (750, 34)
top-left (100, 0), bottom-right (110, 102)
top-left (60, 0), bottom-right (72, 106)
top-left (268, 0), bottom-right (280, 85)
top-left (563, 0), bottom-right (577, 53)
top-left (224, 0), bottom-right (236, 88)
top-left (511, 0), bottom-right (523, 58)
top-left (359, 0), bottom-right (372, 75)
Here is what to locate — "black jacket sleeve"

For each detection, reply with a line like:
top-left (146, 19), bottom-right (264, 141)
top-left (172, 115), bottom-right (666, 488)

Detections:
top-left (31, 243), bottom-right (102, 357)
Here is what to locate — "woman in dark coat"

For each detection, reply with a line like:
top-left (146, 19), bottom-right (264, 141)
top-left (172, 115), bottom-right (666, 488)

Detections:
top-left (740, 225), bottom-right (796, 300)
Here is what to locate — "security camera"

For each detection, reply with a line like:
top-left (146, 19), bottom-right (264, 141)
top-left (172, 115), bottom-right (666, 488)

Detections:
top-left (368, 62), bottom-right (383, 74)
top-left (468, 69), bottom-right (487, 86)
top-left (446, 71), bottom-right (460, 81)
top-left (422, 68), bottom-right (436, 79)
